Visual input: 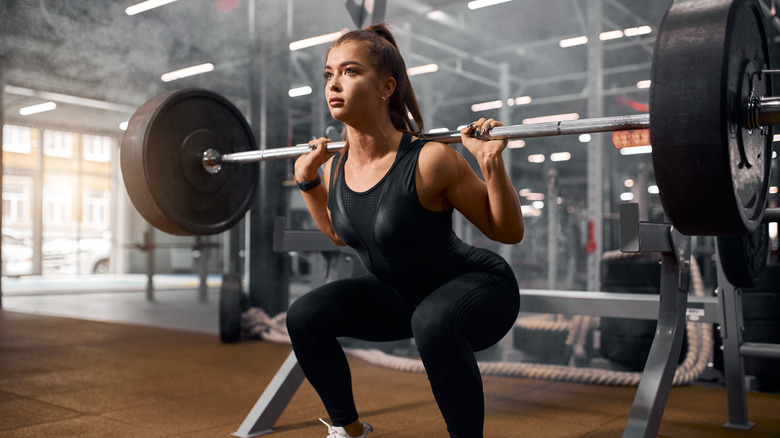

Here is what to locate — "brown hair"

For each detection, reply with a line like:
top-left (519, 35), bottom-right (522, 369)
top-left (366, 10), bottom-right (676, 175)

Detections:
top-left (328, 23), bottom-right (425, 180)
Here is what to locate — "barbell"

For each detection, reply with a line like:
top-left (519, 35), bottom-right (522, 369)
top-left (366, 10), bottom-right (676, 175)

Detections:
top-left (121, 0), bottom-right (775, 239)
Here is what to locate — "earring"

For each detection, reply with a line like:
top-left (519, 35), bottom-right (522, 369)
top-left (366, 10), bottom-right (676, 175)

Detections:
top-left (381, 96), bottom-right (387, 103)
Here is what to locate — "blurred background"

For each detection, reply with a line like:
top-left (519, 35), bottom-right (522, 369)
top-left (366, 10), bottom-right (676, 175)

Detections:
top-left (0, 0), bottom-right (778, 293)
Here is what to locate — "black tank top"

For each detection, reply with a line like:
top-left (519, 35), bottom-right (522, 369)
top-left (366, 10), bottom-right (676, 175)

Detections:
top-left (328, 133), bottom-right (514, 305)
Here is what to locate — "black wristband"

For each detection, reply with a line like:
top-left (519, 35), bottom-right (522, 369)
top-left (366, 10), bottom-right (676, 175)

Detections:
top-left (297, 175), bottom-right (322, 192)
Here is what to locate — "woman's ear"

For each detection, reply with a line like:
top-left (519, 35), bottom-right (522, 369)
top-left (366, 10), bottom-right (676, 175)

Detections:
top-left (382, 76), bottom-right (397, 99)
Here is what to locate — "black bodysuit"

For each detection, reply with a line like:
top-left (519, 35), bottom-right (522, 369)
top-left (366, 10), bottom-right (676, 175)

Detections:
top-left (286, 132), bottom-right (520, 438)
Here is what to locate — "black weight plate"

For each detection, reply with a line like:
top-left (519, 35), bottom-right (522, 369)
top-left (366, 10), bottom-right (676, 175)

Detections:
top-left (219, 273), bottom-right (244, 343)
top-left (716, 222), bottom-right (769, 288)
top-left (121, 89), bottom-right (258, 235)
top-left (650, 0), bottom-right (772, 236)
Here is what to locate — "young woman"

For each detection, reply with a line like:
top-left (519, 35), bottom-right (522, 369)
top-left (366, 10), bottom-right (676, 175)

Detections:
top-left (287, 23), bottom-right (524, 438)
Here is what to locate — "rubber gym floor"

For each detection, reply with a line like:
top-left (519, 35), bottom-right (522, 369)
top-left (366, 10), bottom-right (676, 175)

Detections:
top-left (1, 275), bottom-right (779, 437)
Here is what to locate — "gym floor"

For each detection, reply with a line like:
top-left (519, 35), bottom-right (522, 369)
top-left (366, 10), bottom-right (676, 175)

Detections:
top-left (1, 275), bottom-right (780, 437)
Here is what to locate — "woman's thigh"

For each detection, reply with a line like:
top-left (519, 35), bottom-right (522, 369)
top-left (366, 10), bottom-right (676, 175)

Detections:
top-left (287, 273), bottom-right (415, 342)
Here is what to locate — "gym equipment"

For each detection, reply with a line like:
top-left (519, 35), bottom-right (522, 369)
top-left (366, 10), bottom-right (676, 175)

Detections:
top-left (121, 0), bottom-right (777, 240)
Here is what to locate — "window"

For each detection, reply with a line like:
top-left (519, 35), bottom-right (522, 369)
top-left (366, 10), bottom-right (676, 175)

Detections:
top-left (43, 185), bottom-right (73, 225)
top-left (83, 189), bottom-right (110, 226)
top-left (2, 176), bottom-right (32, 224)
top-left (43, 130), bottom-right (74, 158)
top-left (83, 135), bottom-right (112, 163)
top-left (3, 125), bottom-right (33, 154)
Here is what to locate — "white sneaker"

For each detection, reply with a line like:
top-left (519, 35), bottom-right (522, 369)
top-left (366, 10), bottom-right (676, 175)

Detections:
top-left (319, 418), bottom-right (373, 438)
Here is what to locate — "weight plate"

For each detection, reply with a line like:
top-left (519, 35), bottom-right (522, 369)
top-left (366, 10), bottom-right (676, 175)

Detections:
top-left (650, 0), bottom-right (772, 236)
top-left (716, 222), bottom-right (770, 288)
top-left (121, 89), bottom-right (258, 235)
top-left (219, 273), bottom-right (244, 343)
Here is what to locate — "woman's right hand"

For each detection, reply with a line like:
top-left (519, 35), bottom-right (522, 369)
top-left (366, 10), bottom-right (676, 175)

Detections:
top-left (294, 137), bottom-right (334, 183)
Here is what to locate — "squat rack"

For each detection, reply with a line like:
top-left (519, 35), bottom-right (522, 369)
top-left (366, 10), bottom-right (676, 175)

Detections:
top-left (230, 204), bottom-right (780, 438)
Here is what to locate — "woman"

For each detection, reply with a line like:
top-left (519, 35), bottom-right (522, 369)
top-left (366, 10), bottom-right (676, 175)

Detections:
top-left (287, 22), bottom-right (524, 438)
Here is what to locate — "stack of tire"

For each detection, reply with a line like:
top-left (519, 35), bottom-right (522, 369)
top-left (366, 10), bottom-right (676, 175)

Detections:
top-left (740, 264), bottom-right (780, 392)
top-left (600, 254), bottom-right (687, 371)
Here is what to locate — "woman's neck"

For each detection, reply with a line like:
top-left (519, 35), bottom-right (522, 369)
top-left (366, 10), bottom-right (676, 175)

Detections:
top-left (345, 122), bottom-right (403, 164)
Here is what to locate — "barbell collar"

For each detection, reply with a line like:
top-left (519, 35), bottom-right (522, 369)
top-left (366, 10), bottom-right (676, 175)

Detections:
top-left (753, 96), bottom-right (780, 128)
top-left (210, 113), bottom-right (651, 168)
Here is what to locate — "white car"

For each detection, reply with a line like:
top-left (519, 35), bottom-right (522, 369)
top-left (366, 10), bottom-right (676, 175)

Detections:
top-left (43, 238), bottom-right (111, 275)
top-left (2, 229), bottom-right (33, 277)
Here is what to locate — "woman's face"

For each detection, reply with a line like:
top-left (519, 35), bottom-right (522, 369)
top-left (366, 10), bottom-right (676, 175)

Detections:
top-left (324, 41), bottom-right (389, 125)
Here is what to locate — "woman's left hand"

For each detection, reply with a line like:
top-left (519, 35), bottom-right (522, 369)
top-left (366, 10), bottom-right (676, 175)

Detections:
top-left (460, 118), bottom-right (508, 163)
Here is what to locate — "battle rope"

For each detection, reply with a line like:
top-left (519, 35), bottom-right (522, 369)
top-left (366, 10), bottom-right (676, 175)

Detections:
top-left (242, 251), bottom-right (712, 387)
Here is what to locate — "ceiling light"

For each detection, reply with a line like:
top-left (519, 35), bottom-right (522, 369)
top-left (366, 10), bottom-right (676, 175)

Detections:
top-left (527, 154), bottom-right (546, 164)
top-left (525, 193), bottom-right (545, 201)
top-left (773, 134), bottom-right (780, 142)
top-left (507, 96), bottom-right (532, 106)
top-left (624, 26), bottom-right (652, 37)
top-left (550, 152), bottom-right (571, 162)
top-left (620, 192), bottom-right (635, 201)
top-left (619, 145), bottom-right (653, 155)
top-left (507, 140), bottom-right (525, 149)
top-left (523, 113), bottom-right (579, 125)
top-left (579, 134), bottom-right (591, 143)
top-left (624, 178), bottom-right (635, 188)
top-left (407, 63), bottom-right (439, 76)
top-left (125, 0), bottom-right (178, 16)
top-left (769, 186), bottom-right (778, 194)
top-left (19, 102), bottom-right (56, 116)
top-left (289, 30), bottom-right (347, 51)
top-left (531, 201), bottom-right (545, 209)
top-left (288, 86), bottom-right (312, 97)
top-left (559, 36), bottom-right (588, 48)
top-left (637, 80), bottom-right (651, 89)
top-left (471, 100), bottom-right (503, 112)
top-left (161, 63), bottom-right (214, 82)
top-left (599, 30), bottom-right (624, 41)
top-left (648, 185), bottom-right (660, 194)
top-left (467, 0), bottom-right (512, 10)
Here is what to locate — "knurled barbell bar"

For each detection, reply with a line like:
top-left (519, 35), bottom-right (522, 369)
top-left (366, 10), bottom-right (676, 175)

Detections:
top-left (121, 0), bottom-right (776, 238)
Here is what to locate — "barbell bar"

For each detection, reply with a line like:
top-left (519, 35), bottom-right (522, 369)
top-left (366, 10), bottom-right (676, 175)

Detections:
top-left (121, 0), bottom-right (775, 238)
top-left (202, 114), bottom-right (653, 173)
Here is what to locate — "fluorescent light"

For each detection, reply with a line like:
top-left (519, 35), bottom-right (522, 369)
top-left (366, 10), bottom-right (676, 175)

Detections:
top-left (161, 63), bottom-right (214, 82)
top-left (531, 201), bottom-right (545, 209)
top-left (769, 186), bottom-right (778, 194)
top-left (550, 152), bottom-right (571, 162)
top-left (468, 0), bottom-right (512, 10)
top-left (579, 134), bottom-right (591, 143)
top-left (559, 36), bottom-right (588, 48)
top-left (523, 113), bottom-right (580, 125)
top-left (407, 63), bottom-right (439, 76)
top-left (120, 121), bottom-right (129, 131)
top-left (288, 86), bottom-right (312, 97)
top-left (507, 96), bottom-right (532, 106)
top-left (507, 140), bottom-right (525, 149)
top-left (525, 193), bottom-right (545, 201)
top-left (619, 145), bottom-right (653, 155)
top-left (637, 80), bottom-right (651, 89)
top-left (624, 26), bottom-right (652, 37)
top-left (19, 102), bottom-right (56, 116)
top-left (599, 30), bottom-right (624, 41)
top-left (527, 154), bottom-right (546, 164)
top-left (289, 30), bottom-right (347, 51)
top-left (648, 185), bottom-right (659, 194)
top-left (125, 0), bottom-right (178, 16)
top-left (471, 100), bottom-right (503, 112)
top-left (620, 192), bottom-right (635, 201)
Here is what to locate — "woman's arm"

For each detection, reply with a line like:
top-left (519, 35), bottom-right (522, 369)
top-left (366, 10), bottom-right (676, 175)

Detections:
top-left (418, 119), bottom-right (524, 244)
top-left (295, 138), bottom-right (345, 246)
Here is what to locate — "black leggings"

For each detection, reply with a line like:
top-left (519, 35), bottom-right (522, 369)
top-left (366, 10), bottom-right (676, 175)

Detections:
top-left (286, 270), bottom-right (519, 438)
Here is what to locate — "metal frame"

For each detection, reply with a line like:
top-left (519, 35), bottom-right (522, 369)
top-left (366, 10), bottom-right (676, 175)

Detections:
top-left (233, 206), bottom-right (780, 437)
